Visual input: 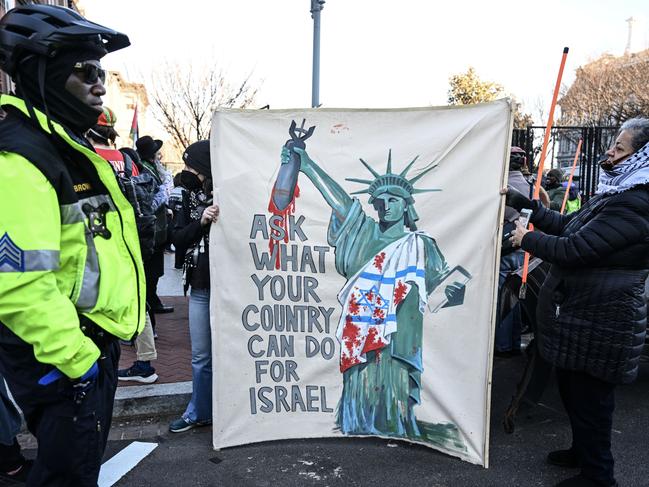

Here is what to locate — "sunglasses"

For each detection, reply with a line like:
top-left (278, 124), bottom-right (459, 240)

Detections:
top-left (510, 153), bottom-right (526, 162)
top-left (72, 62), bottom-right (106, 85)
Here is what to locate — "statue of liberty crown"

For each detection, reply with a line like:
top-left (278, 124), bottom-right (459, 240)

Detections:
top-left (345, 149), bottom-right (441, 203)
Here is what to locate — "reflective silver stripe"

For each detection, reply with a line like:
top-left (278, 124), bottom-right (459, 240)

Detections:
top-left (0, 250), bottom-right (60, 272)
top-left (60, 202), bottom-right (85, 225)
top-left (60, 196), bottom-right (117, 226)
top-left (75, 226), bottom-right (100, 311)
top-left (58, 195), bottom-right (115, 309)
top-left (23, 250), bottom-right (60, 271)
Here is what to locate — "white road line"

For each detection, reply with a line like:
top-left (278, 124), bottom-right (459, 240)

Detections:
top-left (98, 441), bottom-right (158, 487)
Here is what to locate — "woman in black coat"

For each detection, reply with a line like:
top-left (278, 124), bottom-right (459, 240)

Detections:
top-left (508, 118), bottom-right (649, 487)
top-left (167, 140), bottom-right (219, 434)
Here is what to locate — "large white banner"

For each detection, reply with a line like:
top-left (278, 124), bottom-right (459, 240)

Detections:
top-left (210, 100), bottom-right (511, 466)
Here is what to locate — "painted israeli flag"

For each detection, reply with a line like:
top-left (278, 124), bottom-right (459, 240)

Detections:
top-left (335, 232), bottom-right (428, 372)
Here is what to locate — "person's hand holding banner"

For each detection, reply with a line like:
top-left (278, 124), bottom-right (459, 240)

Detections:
top-left (200, 205), bottom-right (219, 226)
top-left (502, 186), bottom-right (534, 211)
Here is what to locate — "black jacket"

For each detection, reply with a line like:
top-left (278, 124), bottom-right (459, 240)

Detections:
top-left (173, 189), bottom-right (211, 291)
top-left (139, 160), bottom-right (168, 251)
top-left (520, 186), bottom-right (649, 384)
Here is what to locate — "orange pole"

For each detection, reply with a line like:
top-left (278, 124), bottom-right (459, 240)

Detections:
top-left (520, 47), bottom-right (569, 299)
top-left (560, 139), bottom-right (582, 214)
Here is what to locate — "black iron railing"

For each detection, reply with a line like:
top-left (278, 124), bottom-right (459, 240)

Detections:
top-left (512, 126), bottom-right (619, 201)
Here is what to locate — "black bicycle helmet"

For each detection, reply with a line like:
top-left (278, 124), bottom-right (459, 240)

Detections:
top-left (0, 4), bottom-right (129, 76)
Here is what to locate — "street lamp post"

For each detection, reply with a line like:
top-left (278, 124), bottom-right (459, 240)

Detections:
top-left (310, 0), bottom-right (325, 108)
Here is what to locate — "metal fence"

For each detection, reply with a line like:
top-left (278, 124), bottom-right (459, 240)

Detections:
top-left (512, 126), bottom-right (619, 200)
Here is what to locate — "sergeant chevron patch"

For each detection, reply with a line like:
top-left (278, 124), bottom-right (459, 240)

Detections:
top-left (0, 232), bottom-right (25, 272)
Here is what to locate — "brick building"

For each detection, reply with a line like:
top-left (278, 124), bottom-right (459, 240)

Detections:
top-left (0, 1), bottom-right (178, 170)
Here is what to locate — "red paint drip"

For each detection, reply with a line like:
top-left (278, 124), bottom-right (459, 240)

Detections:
top-left (341, 315), bottom-right (359, 356)
top-left (340, 355), bottom-right (360, 372)
top-left (373, 252), bottom-right (386, 272)
top-left (348, 296), bottom-right (360, 315)
top-left (394, 280), bottom-right (408, 305)
top-left (267, 184), bottom-right (300, 269)
top-left (340, 316), bottom-right (367, 372)
top-left (362, 326), bottom-right (387, 354)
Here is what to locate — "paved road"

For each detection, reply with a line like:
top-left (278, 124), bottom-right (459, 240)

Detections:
top-left (93, 358), bottom-right (649, 487)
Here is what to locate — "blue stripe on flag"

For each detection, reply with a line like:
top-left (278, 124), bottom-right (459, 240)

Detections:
top-left (349, 314), bottom-right (397, 323)
top-left (359, 266), bottom-right (425, 283)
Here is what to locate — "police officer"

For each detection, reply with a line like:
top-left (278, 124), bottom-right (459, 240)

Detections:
top-left (0, 5), bottom-right (144, 486)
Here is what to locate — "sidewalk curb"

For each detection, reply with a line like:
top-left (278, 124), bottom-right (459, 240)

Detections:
top-left (16, 382), bottom-right (192, 439)
top-left (114, 381), bottom-right (192, 419)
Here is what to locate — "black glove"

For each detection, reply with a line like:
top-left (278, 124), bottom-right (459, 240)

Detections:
top-left (505, 186), bottom-right (534, 211)
top-left (38, 362), bottom-right (99, 404)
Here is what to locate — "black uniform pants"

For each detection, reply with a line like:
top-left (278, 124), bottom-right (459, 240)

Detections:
top-left (0, 374), bottom-right (24, 472)
top-left (556, 367), bottom-right (616, 486)
top-left (144, 249), bottom-right (165, 310)
top-left (0, 330), bottom-right (120, 487)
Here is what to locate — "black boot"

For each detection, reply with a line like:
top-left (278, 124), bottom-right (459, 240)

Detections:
top-left (0, 439), bottom-right (32, 483)
top-left (547, 448), bottom-right (580, 468)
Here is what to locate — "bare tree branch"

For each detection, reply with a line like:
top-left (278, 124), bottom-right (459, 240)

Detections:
top-left (149, 61), bottom-right (260, 153)
top-left (559, 51), bottom-right (649, 126)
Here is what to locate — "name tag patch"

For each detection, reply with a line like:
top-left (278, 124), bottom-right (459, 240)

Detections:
top-left (74, 182), bottom-right (93, 193)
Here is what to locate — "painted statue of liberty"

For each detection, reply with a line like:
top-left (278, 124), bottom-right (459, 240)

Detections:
top-left (273, 121), bottom-right (469, 450)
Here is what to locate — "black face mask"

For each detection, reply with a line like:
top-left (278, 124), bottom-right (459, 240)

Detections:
top-left (202, 177), bottom-right (213, 196)
top-left (509, 154), bottom-right (524, 171)
top-left (544, 178), bottom-right (559, 190)
top-left (180, 170), bottom-right (202, 191)
top-left (16, 47), bottom-right (106, 134)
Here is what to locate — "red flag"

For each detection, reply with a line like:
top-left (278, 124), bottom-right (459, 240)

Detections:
top-left (129, 105), bottom-right (139, 148)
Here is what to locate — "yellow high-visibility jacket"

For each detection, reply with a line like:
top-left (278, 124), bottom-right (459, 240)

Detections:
top-left (0, 95), bottom-right (145, 379)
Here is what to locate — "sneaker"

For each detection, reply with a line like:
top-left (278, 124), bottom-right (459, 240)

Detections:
top-left (118, 361), bottom-right (158, 383)
top-left (169, 417), bottom-right (212, 433)
top-left (547, 448), bottom-right (580, 468)
top-left (0, 459), bottom-right (33, 483)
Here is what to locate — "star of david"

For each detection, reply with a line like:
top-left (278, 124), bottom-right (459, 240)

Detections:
top-left (358, 286), bottom-right (390, 313)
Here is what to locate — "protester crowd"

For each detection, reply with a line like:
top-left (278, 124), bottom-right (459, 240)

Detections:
top-left (0, 4), bottom-right (648, 487)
